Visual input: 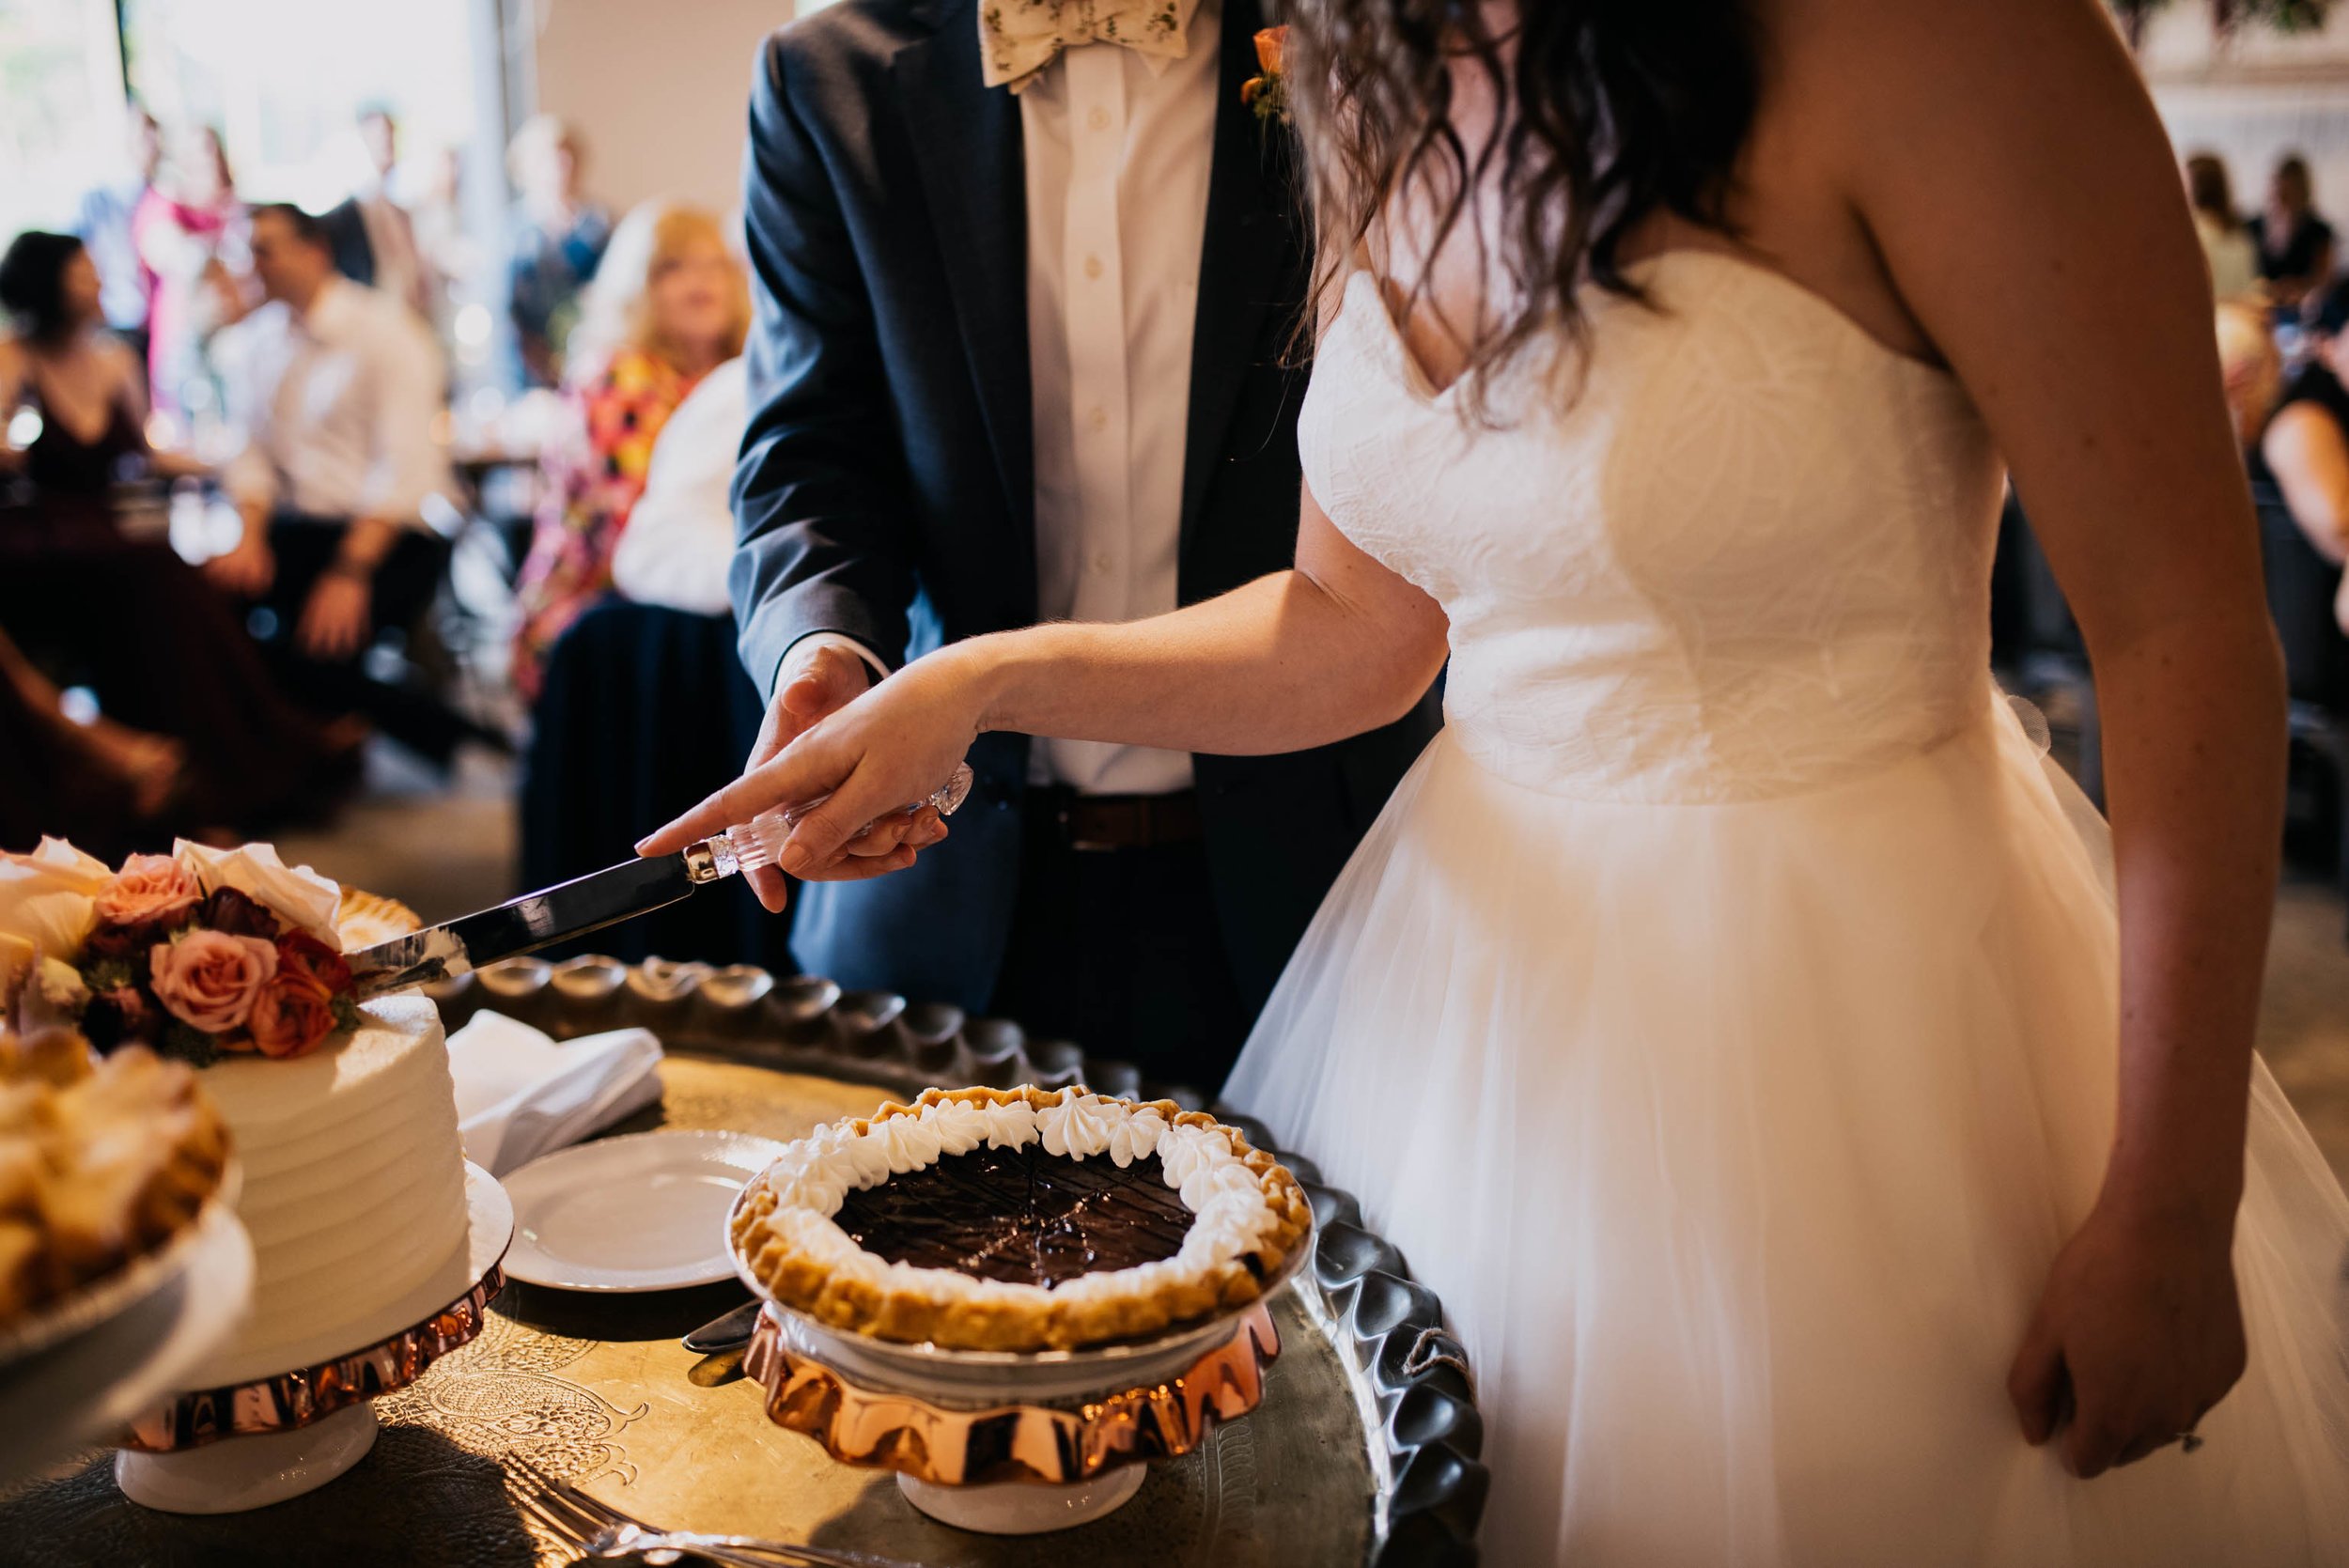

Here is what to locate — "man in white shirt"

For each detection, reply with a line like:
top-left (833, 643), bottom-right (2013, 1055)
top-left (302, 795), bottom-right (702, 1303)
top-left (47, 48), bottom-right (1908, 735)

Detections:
top-left (209, 203), bottom-right (468, 766)
top-left (723, 0), bottom-right (1439, 1083)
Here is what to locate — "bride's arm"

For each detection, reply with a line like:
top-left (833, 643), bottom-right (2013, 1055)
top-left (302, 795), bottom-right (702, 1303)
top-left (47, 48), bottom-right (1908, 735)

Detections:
top-left (1820, 0), bottom-right (2279, 1478)
top-left (636, 486), bottom-right (1449, 867)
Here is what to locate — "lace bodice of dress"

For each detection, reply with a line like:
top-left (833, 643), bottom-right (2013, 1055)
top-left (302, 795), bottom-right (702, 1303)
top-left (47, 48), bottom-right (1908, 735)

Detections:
top-left (1302, 251), bottom-right (2008, 803)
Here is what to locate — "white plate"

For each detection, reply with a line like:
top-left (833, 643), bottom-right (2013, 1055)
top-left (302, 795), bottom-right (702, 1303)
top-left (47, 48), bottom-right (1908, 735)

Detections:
top-left (0, 1202), bottom-right (256, 1486)
top-left (502, 1130), bottom-right (786, 1292)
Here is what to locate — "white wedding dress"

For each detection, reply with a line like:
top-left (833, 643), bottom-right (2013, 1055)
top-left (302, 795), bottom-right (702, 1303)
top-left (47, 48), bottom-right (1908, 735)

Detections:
top-left (1223, 251), bottom-right (2349, 1565)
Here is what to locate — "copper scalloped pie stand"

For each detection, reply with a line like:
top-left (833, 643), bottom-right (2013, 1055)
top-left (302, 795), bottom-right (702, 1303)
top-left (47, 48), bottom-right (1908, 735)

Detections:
top-left (742, 1298), bottom-right (1282, 1486)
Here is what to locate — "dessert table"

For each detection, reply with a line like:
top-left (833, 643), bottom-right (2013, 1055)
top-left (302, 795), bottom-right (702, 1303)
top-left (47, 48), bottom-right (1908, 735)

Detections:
top-left (0, 957), bottom-right (1487, 1567)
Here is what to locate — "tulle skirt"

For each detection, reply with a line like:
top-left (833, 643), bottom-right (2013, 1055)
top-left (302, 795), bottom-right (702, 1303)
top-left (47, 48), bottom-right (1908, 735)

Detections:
top-left (1224, 702), bottom-right (2349, 1566)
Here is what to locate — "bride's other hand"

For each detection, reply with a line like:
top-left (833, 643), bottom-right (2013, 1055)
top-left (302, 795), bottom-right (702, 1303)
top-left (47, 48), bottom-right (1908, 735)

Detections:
top-left (2007, 1196), bottom-right (2245, 1479)
top-left (639, 643), bottom-right (984, 879)
top-left (729, 639), bottom-right (880, 910)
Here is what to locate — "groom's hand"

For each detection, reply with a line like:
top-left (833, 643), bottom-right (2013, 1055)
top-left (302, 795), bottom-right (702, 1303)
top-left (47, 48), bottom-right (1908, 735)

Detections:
top-left (737, 642), bottom-right (943, 911)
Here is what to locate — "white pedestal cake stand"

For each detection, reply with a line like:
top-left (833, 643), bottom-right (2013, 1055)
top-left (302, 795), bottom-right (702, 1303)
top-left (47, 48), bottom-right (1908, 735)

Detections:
top-left (114, 1162), bottom-right (513, 1514)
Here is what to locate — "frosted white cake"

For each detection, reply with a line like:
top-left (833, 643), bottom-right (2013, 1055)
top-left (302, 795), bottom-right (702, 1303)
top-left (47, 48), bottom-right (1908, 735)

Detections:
top-left (193, 995), bottom-right (469, 1383)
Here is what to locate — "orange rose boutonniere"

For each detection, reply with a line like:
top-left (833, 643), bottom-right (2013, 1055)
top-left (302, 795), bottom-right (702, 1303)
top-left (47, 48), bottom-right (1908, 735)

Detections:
top-left (1243, 26), bottom-right (1289, 127)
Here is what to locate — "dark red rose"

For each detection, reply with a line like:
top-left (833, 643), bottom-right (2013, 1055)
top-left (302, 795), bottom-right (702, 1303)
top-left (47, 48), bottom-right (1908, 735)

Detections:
top-left (83, 918), bottom-right (177, 962)
top-left (200, 886), bottom-right (281, 939)
top-left (81, 985), bottom-right (162, 1051)
top-left (247, 972), bottom-right (338, 1058)
top-left (274, 930), bottom-right (352, 998)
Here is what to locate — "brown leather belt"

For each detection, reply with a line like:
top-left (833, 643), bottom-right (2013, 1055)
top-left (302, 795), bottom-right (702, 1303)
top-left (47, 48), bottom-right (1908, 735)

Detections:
top-left (1028, 787), bottom-right (1205, 852)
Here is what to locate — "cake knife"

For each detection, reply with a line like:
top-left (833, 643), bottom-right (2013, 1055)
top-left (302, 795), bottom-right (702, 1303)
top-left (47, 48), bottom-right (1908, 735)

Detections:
top-left (343, 765), bottom-right (973, 1001)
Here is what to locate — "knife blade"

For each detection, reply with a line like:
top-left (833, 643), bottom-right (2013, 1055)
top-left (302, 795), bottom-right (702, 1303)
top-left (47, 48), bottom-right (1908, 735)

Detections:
top-left (346, 851), bottom-right (703, 1001)
top-left (345, 762), bottom-right (978, 1001)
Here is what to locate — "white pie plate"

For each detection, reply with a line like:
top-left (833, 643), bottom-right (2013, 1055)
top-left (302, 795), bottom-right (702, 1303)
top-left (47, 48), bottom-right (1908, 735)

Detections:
top-left (0, 1201), bottom-right (256, 1486)
top-left (501, 1129), bottom-right (787, 1292)
top-left (0, 1165), bottom-right (242, 1371)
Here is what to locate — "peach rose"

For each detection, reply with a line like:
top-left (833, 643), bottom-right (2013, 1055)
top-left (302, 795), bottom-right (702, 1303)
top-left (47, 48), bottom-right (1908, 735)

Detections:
top-left (1253, 24), bottom-right (1284, 75)
top-left (247, 972), bottom-right (338, 1059)
top-left (149, 930), bottom-right (279, 1034)
top-left (95, 854), bottom-right (203, 928)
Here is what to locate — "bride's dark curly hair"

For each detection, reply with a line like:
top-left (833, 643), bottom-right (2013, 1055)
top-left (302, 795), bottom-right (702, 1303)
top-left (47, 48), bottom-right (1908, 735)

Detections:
top-left (1286, 0), bottom-right (1761, 414)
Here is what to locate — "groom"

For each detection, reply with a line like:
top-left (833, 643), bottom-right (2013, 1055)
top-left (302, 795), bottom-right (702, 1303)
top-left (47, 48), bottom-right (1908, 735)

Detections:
top-left (729, 0), bottom-right (1439, 1085)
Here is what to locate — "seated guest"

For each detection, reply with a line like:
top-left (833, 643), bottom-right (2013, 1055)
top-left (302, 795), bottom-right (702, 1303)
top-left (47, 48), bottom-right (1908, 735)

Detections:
top-left (0, 231), bottom-right (208, 492)
top-left (511, 201), bottom-right (748, 699)
top-left (2186, 152), bottom-right (2262, 303)
top-left (608, 355), bottom-right (746, 615)
top-left (210, 203), bottom-right (469, 767)
top-left (0, 626), bottom-right (183, 860)
top-left (2248, 292), bottom-right (2349, 690)
top-left (0, 230), bottom-right (357, 828)
top-left (2259, 287), bottom-right (2349, 568)
top-left (2249, 153), bottom-right (2339, 315)
top-left (506, 116), bottom-right (613, 389)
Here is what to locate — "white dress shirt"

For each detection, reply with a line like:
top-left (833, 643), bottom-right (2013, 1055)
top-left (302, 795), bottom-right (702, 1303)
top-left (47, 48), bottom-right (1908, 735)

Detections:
top-left (219, 275), bottom-right (451, 526)
top-left (802, 0), bottom-right (1218, 797)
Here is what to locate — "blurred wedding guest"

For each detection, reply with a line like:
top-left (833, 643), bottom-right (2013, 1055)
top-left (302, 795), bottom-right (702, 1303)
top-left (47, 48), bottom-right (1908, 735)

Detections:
top-left (2257, 286), bottom-right (2349, 567)
top-left (72, 102), bottom-right (164, 365)
top-left (511, 201), bottom-right (748, 698)
top-left (0, 627), bottom-right (182, 861)
top-left (404, 145), bottom-right (478, 347)
top-left (210, 203), bottom-right (470, 767)
top-left (133, 125), bottom-right (245, 416)
top-left (506, 116), bottom-right (613, 389)
top-left (0, 232), bottom-right (206, 494)
top-left (0, 231), bottom-right (358, 828)
top-left (320, 106), bottom-right (436, 325)
top-left (2243, 289), bottom-right (2349, 695)
top-left (2186, 153), bottom-right (2261, 303)
top-left (2249, 153), bottom-right (2338, 313)
top-left (609, 355), bottom-right (747, 615)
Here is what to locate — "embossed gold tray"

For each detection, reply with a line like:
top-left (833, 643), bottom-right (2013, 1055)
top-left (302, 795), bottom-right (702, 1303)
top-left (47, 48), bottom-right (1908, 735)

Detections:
top-left (4, 956), bottom-right (1487, 1567)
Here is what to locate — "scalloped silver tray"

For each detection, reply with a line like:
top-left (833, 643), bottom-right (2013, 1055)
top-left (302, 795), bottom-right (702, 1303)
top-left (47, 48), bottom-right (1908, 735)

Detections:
top-left (426, 955), bottom-right (1488, 1566)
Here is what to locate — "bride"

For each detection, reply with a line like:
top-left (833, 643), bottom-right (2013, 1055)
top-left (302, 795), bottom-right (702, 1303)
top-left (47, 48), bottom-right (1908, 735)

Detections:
top-left (646, 0), bottom-right (2349, 1558)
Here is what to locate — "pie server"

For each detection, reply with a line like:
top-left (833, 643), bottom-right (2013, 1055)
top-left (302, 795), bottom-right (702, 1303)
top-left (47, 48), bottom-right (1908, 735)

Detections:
top-left (345, 764), bottom-right (973, 1001)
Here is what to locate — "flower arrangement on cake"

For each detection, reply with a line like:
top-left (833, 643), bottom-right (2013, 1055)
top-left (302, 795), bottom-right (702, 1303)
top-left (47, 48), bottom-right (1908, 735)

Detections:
top-left (0, 838), bottom-right (359, 1065)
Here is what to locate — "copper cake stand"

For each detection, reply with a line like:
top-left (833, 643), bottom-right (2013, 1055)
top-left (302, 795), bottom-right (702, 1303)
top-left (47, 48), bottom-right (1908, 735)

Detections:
top-left (111, 1162), bottom-right (515, 1514)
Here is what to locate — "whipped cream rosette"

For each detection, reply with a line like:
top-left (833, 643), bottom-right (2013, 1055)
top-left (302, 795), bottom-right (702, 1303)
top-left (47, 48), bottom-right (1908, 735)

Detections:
top-left (730, 1086), bottom-right (1312, 1353)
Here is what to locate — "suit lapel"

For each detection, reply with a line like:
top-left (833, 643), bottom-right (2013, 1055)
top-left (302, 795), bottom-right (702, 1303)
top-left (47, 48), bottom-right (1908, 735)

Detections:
top-left (1179, 0), bottom-right (1296, 556)
top-left (896, 1), bottom-right (1036, 561)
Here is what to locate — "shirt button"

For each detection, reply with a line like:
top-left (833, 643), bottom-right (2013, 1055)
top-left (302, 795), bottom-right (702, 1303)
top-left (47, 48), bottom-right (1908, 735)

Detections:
top-left (1087, 405), bottom-right (1109, 432)
top-left (1083, 254), bottom-right (1104, 281)
top-left (1093, 551), bottom-right (1113, 573)
top-left (1088, 106), bottom-right (1111, 132)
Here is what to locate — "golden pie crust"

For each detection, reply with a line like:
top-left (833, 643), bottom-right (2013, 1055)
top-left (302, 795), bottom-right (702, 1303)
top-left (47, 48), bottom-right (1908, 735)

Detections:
top-left (0, 1031), bottom-right (233, 1331)
top-left (334, 887), bottom-right (422, 952)
top-left (730, 1085), bottom-right (1312, 1353)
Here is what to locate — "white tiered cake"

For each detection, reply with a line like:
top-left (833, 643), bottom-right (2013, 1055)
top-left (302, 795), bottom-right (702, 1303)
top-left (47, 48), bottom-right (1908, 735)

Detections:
top-left (190, 995), bottom-right (471, 1386)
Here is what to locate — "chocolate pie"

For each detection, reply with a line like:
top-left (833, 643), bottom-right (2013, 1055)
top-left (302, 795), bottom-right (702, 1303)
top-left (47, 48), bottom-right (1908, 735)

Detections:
top-left (729, 1086), bottom-right (1311, 1352)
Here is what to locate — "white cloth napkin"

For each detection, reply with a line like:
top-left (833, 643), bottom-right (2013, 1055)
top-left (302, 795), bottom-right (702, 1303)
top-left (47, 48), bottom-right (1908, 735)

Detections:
top-left (446, 1012), bottom-right (664, 1176)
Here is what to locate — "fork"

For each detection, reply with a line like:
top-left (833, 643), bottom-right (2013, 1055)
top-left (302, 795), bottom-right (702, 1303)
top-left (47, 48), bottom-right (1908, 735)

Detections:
top-left (506, 1452), bottom-right (937, 1568)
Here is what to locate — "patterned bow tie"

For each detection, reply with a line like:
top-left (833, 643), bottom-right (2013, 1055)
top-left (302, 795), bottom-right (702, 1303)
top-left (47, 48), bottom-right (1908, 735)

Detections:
top-left (979, 0), bottom-right (1193, 94)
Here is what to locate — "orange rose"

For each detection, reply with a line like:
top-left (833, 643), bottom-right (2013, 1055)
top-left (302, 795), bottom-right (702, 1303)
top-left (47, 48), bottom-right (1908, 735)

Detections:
top-left (95, 854), bottom-right (203, 928)
top-left (275, 930), bottom-right (353, 998)
top-left (246, 972), bottom-right (338, 1059)
top-left (1253, 24), bottom-right (1284, 75)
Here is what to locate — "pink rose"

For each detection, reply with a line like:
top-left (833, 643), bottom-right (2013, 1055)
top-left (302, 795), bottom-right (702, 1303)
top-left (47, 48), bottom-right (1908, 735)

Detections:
top-left (149, 930), bottom-right (279, 1034)
top-left (95, 854), bottom-right (204, 929)
top-left (246, 972), bottom-right (339, 1059)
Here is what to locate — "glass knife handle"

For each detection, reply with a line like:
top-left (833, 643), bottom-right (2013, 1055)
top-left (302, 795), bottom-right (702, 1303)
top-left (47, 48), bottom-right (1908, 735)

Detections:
top-left (690, 761), bottom-right (974, 882)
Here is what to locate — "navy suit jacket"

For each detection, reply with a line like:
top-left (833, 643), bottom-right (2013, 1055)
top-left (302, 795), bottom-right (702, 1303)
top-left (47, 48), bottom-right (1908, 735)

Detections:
top-left (732, 0), bottom-right (1441, 1017)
